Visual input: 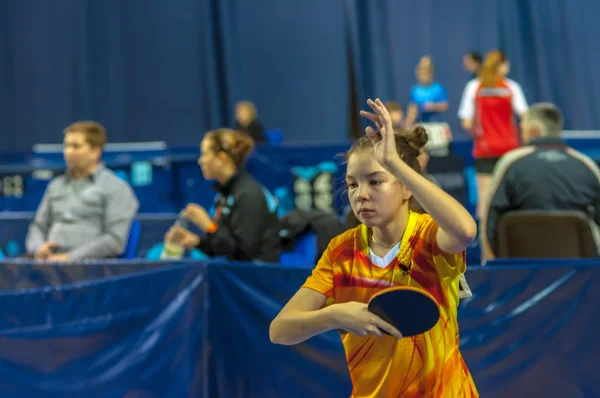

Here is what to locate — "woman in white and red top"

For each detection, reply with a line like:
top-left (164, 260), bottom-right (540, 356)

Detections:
top-left (458, 50), bottom-right (528, 217)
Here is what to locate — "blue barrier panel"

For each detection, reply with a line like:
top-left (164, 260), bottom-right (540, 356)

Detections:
top-left (459, 263), bottom-right (600, 397)
top-left (208, 261), bottom-right (600, 398)
top-left (0, 259), bottom-right (599, 397)
top-left (206, 263), bottom-right (351, 397)
top-left (0, 260), bottom-right (207, 398)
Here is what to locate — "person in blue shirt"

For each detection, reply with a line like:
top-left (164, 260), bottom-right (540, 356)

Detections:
top-left (405, 56), bottom-right (448, 127)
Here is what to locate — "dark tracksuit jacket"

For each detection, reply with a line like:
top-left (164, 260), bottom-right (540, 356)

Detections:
top-left (483, 137), bottom-right (600, 255)
top-left (198, 171), bottom-right (281, 262)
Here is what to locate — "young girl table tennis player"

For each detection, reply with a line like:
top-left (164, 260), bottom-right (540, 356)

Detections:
top-left (270, 99), bottom-right (479, 397)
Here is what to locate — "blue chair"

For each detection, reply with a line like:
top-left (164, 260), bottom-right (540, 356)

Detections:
top-left (265, 129), bottom-right (283, 146)
top-left (121, 219), bottom-right (141, 259)
top-left (280, 232), bottom-right (318, 267)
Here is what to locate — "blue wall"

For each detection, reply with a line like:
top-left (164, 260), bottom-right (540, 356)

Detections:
top-left (2, 1), bottom-right (600, 150)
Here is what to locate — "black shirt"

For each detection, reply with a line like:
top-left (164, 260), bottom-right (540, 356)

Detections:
top-left (197, 170), bottom-right (281, 262)
top-left (485, 137), bottom-right (600, 253)
top-left (236, 119), bottom-right (267, 143)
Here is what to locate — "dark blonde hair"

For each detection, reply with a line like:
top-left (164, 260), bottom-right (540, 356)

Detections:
top-left (345, 126), bottom-right (429, 174)
top-left (480, 50), bottom-right (506, 88)
top-left (64, 121), bottom-right (107, 149)
top-left (204, 128), bottom-right (255, 168)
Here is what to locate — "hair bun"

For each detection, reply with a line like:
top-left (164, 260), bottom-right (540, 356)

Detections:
top-left (206, 128), bottom-right (255, 168)
top-left (406, 126), bottom-right (428, 152)
top-left (231, 131), bottom-right (255, 162)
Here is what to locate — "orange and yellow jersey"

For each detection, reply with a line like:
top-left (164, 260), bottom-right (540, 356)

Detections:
top-left (303, 212), bottom-right (478, 398)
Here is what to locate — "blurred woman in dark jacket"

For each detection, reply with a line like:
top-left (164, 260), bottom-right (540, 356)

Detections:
top-left (166, 128), bottom-right (280, 262)
top-left (235, 101), bottom-right (267, 143)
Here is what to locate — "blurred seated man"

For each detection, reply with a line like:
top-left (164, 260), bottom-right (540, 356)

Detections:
top-left (26, 121), bottom-right (139, 262)
top-left (481, 103), bottom-right (600, 260)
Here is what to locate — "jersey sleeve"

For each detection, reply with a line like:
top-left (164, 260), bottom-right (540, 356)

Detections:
top-left (457, 79), bottom-right (478, 120)
top-left (508, 79), bottom-right (528, 115)
top-left (302, 241), bottom-right (335, 298)
top-left (420, 215), bottom-right (466, 280)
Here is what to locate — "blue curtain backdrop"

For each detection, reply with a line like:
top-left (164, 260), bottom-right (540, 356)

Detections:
top-left (1, 0), bottom-right (599, 151)
top-left (345, 0), bottom-right (501, 137)
top-left (496, 0), bottom-right (600, 131)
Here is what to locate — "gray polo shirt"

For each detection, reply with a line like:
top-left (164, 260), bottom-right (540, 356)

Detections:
top-left (26, 164), bottom-right (139, 260)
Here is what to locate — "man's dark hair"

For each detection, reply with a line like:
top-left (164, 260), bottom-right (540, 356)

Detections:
top-left (467, 51), bottom-right (483, 65)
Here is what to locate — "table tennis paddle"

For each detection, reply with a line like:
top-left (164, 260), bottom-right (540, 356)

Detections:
top-left (337, 286), bottom-right (440, 338)
top-left (368, 286), bottom-right (440, 337)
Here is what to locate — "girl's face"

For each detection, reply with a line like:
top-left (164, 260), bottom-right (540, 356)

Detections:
top-left (346, 152), bottom-right (410, 228)
top-left (198, 137), bottom-right (226, 180)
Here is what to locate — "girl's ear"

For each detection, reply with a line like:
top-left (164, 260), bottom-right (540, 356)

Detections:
top-left (216, 151), bottom-right (230, 163)
top-left (403, 186), bottom-right (413, 202)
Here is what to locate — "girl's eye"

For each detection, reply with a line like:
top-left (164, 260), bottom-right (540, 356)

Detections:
top-left (347, 182), bottom-right (358, 189)
top-left (370, 180), bottom-right (382, 185)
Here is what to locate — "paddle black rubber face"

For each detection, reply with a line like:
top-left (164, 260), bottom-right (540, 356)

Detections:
top-left (368, 289), bottom-right (440, 337)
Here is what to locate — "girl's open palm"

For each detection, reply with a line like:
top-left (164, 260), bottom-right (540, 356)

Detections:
top-left (359, 98), bottom-right (401, 169)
